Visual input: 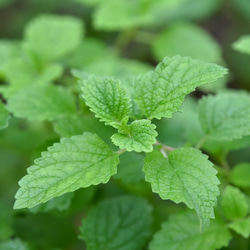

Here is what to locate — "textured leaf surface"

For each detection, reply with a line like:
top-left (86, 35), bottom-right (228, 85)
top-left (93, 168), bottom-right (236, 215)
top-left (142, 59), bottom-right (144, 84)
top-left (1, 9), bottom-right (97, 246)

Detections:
top-left (14, 132), bottom-right (119, 209)
top-left (81, 76), bottom-right (131, 128)
top-left (111, 119), bottom-right (157, 152)
top-left (134, 55), bottom-right (227, 119)
top-left (143, 148), bottom-right (220, 230)
top-left (79, 196), bottom-right (152, 250)
top-left (233, 35), bottom-right (250, 55)
top-left (229, 218), bottom-right (250, 238)
top-left (230, 163), bottom-right (250, 188)
top-left (199, 92), bottom-right (250, 140)
top-left (149, 210), bottom-right (231, 250)
top-left (221, 185), bottom-right (249, 221)
top-left (7, 85), bottom-right (75, 121)
top-left (0, 102), bottom-right (9, 129)
top-left (24, 14), bottom-right (83, 62)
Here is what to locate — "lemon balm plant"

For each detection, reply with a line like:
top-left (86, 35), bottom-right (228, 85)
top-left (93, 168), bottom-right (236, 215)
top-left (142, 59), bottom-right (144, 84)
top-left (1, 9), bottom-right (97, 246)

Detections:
top-left (1, 1), bottom-right (250, 249)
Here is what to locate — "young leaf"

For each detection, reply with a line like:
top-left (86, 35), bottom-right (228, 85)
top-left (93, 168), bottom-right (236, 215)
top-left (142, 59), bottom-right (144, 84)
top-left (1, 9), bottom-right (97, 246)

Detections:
top-left (221, 185), bottom-right (249, 221)
top-left (199, 92), bottom-right (250, 140)
top-left (233, 35), bottom-right (250, 55)
top-left (134, 55), bottom-right (227, 119)
top-left (14, 132), bottom-right (119, 209)
top-left (143, 148), bottom-right (220, 230)
top-left (79, 196), bottom-right (152, 250)
top-left (24, 14), bottom-right (83, 62)
top-left (81, 76), bottom-right (131, 128)
top-left (7, 85), bottom-right (76, 121)
top-left (149, 210), bottom-right (231, 250)
top-left (230, 163), bottom-right (250, 188)
top-left (111, 119), bottom-right (157, 152)
top-left (228, 218), bottom-right (250, 238)
top-left (0, 102), bottom-right (9, 129)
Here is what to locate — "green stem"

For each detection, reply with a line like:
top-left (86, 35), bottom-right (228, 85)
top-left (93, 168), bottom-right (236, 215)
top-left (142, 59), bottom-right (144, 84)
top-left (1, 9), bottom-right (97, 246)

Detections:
top-left (155, 140), bottom-right (175, 152)
top-left (117, 148), bottom-right (127, 155)
top-left (195, 135), bottom-right (208, 150)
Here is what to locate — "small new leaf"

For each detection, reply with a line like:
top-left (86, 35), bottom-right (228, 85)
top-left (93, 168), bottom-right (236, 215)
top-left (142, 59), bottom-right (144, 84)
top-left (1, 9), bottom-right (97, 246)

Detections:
top-left (14, 132), bottom-right (119, 209)
top-left (79, 196), bottom-right (152, 250)
top-left (149, 210), bottom-right (231, 250)
top-left (199, 92), bottom-right (250, 140)
top-left (143, 148), bottom-right (220, 230)
top-left (134, 55), bottom-right (227, 119)
top-left (81, 76), bottom-right (131, 128)
top-left (7, 85), bottom-right (76, 121)
top-left (111, 119), bottom-right (157, 152)
top-left (229, 218), bottom-right (250, 238)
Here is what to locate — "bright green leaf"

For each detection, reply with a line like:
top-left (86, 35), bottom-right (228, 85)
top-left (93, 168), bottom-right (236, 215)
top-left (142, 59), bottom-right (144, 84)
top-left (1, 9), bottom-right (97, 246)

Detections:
top-left (7, 85), bottom-right (76, 121)
top-left (14, 132), bottom-right (119, 209)
top-left (199, 92), bottom-right (250, 140)
top-left (230, 163), bottom-right (250, 188)
top-left (0, 102), bottom-right (9, 129)
top-left (229, 217), bottom-right (250, 238)
top-left (149, 210), bottom-right (231, 250)
top-left (143, 148), bottom-right (220, 230)
top-left (93, 0), bottom-right (154, 31)
top-left (221, 185), bottom-right (249, 221)
top-left (24, 14), bottom-right (83, 62)
top-left (134, 55), bottom-right (227, 119)
top-left (79, 196), bottom-right (152, 250)
top-left (111, 119), bottom-right (157, 152)
top-left (81, 76), bottom-right (131, 128)
top-left (233, 35), bottom-right (250, 55)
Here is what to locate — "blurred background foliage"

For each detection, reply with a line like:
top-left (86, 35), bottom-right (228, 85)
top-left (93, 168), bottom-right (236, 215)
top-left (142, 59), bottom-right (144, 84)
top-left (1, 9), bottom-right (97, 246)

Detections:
top-left (0, 0), bottom-right (250, 249)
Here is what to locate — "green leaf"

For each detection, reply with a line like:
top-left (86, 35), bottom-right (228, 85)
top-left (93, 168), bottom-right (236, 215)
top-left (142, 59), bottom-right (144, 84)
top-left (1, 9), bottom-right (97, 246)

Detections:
top-left (7, 85), bottom-right (76, 121)
top-left (111, 119), bottom-right (157, 152)
top-left (199, 92), bottom-right (250, 140)
top-left (14, 132), bottom-right (119, 209)
top-left (153, 22), bottom-right (222, 63)
top-left (221, 185), bottom-right (249, 221)
top-left (0, 102), bottom-right (9, 129)
top-left (230, 163), bottom-right (250, 188)
top-left (149, 210), bottom-right (231, 250)
top-left (0, 238), bottom-right (29, 250)
top-left (1, 58), bottom-right (63, 98)
top-left (143, 148), bottom-right (220, 230)
top-left (233, 35), bottom-right (250, 55)
top-left (53, 114), bottom-right (117, 150)
top-left (93, 0), bottom-right (154, 31)
top-left (113, 151), bottom-right (145, 184)
top-left (29, 192), bottom-right (74, 213)
top-left (81, 76), bottom-right (131, 128)
top-left (228, 217), bottom-right (250, 238)
top-left (134, 55), bottom-right (227, 119)
top-left (24, 14), bottom-right (83, 62)
top-left (79, 196), bottom-right (152, 250)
